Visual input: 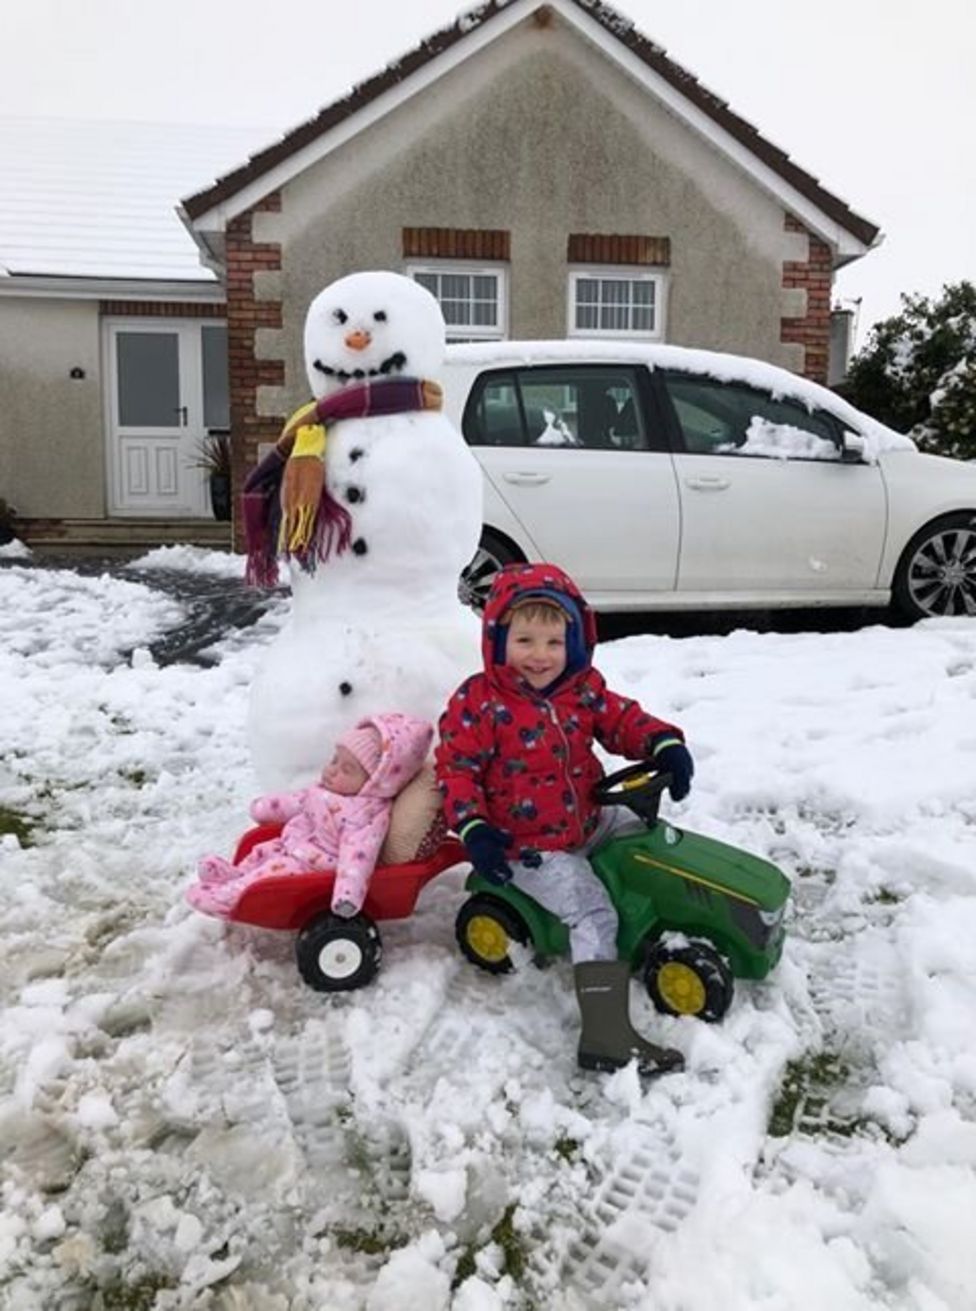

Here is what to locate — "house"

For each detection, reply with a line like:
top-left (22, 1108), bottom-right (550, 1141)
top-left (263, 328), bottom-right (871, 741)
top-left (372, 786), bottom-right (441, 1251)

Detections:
top-left (2, 0), bottom-right (880, 551)
top-left (0, 118), bottom-right (262, 550)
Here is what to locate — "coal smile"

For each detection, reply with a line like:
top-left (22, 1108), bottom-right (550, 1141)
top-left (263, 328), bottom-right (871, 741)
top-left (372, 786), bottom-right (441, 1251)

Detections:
top-left (312, 351), bottom-right (408, 383)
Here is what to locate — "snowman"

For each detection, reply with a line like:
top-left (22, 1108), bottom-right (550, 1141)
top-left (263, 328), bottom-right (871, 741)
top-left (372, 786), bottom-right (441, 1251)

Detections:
top-left (246, 270), bottom-right (483, 791)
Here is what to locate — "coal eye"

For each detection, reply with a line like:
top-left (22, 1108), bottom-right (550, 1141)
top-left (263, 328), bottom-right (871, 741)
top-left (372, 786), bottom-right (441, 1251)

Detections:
top-left (333, 308), bottom-right (348, 325)
top-left (373, 310), bottom-right (387, 322)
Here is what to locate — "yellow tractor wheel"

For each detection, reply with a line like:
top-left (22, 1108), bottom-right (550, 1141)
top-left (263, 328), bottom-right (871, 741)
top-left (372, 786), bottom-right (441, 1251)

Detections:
top-left (643, 939), bottom-right (734, 1023)
top-left (456, 896), bottom-right (530, 974)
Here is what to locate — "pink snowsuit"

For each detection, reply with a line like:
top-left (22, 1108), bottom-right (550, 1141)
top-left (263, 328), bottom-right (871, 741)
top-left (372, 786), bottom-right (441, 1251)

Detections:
top-left (188, 713), bottom-right (432, 918)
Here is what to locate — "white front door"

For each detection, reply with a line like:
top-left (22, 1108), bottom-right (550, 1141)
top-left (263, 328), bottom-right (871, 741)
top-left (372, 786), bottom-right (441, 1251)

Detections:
top-left (104, 320), bottom-right (227, 517)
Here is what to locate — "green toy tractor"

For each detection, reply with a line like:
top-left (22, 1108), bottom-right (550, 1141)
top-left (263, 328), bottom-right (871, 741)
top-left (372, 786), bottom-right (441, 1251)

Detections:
top-left (455, 763), bottom-right (791, 1023)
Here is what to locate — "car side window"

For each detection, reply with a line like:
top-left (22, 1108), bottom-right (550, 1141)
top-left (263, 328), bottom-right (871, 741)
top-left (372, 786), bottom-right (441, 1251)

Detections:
top-left (663, 375), bottom-right (842, 461)
top-left (463, 372), bottom-right (525, 446)
top-left (516, 368), bottom-right (648, 451)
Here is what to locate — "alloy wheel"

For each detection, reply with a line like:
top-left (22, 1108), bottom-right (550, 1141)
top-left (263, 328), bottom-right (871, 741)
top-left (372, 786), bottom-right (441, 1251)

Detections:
top-left (905, 524), bottom-right (976, 617)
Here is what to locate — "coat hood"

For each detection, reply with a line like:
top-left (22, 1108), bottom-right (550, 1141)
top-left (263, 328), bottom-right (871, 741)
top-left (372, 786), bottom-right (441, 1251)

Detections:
top-left (355, 712), bottom-right (433, 800)
top-left (481, 562), bottom-right (598, 694)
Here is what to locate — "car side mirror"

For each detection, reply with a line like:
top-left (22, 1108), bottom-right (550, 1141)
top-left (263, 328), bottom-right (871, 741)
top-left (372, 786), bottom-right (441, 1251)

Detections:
top-left (840, 431), bottom-right (866, 464)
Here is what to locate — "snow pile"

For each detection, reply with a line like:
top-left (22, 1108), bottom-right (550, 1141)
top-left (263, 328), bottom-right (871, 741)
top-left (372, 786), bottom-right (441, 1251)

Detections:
top-left (1, 557), bottom-right (975, 1309)
top-left (720, 416), bottom-right (840, 461)
top-left (129, 545), bottom-right (245, 579)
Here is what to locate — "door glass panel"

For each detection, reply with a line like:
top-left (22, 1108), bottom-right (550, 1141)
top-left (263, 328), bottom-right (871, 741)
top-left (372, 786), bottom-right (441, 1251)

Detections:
top-left (664, 376), bottom-right (840, 460)
top-left (202, 324), bottom-right (230, 430)
top-left (117, 332), bottom-right (179, 427)
top-left (517, 368), bottom-right (647, 451)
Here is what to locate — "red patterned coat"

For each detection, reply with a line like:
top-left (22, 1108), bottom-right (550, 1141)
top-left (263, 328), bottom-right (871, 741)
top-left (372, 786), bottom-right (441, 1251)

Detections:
top-left (435, 563), bottom-right (683, 858)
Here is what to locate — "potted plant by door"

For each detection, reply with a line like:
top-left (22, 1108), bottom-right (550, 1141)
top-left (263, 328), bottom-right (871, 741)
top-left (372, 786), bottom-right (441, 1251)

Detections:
top-left (0, 497), bottom-right (17, 546)
top-left (191, 431), bottom-right (232, 521)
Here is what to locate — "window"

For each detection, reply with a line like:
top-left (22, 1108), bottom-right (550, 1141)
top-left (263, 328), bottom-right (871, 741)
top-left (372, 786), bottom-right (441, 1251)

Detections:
top-left (463, 367), bottom-right (649, 451)
top-left (407, 262), bottom-right (507, 340)
top-left (661, 375), bottom-right (843, 461)
top-left (568, 267), bottom-right (666, 340)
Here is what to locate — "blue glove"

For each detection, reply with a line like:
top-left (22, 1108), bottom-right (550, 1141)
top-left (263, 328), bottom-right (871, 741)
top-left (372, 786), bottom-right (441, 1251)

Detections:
top-left (650, 737), bottom-right (694, 802)
top-left (460, 819), bottom-right (514, 886)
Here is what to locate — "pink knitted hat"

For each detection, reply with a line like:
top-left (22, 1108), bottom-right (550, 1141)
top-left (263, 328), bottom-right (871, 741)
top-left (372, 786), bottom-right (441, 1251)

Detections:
top-left (338, 723), bottom-right (382, 776)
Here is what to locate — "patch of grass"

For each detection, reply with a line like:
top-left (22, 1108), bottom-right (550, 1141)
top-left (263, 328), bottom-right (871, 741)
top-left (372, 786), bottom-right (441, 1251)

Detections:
top-left (117, 768), bottom-right (149, 788)
top-left (491, 1203), bottom-right (528, 1282)
top-left (768, 1051), bottom-right (850, 1138)
top-left (867, 887), bottom-right (902, 905)
top-left (451, 1203), bottom-right (530, 1292)
top-left (332, 1226), bottom-right (406, 1256)
top-left (553, 1135), bottom-right (580, 1163)
top-left (96, 1274), bottom-right (179, 1309)
top-left (0, 805), bottom-right (37, 847)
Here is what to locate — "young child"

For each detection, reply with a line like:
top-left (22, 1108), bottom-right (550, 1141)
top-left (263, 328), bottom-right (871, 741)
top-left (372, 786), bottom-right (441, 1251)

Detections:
top-left (190, 712), bottom-right (432, 919)
top-left (435, 563), bottom-right (694, 1079)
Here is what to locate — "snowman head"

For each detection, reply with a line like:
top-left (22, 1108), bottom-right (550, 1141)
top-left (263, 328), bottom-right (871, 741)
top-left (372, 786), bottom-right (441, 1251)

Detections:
top-left (303, 270), bottom-right (447, 400)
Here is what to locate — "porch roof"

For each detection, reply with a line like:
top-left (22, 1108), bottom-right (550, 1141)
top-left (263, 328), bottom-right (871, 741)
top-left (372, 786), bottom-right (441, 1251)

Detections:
top-left (0, 118), bottom-right (267, 284)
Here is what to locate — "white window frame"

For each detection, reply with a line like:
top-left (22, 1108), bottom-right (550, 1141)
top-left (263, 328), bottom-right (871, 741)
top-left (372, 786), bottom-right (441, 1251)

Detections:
top-left (567, 265), bottom-right (667, 341)
top-left (406, 261), bottom-right (508, 341)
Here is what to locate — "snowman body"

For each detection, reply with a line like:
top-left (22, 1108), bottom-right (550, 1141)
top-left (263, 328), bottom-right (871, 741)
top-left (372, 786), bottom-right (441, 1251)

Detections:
top-left (247, 272), bottom-right (483, 791)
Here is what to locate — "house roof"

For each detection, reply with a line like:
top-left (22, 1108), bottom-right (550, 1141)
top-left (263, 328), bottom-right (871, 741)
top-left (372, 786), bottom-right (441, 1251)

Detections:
top-left (0, 118), bottom-right (268, 285)
top-left (182, 0), bottom-right (880, 253)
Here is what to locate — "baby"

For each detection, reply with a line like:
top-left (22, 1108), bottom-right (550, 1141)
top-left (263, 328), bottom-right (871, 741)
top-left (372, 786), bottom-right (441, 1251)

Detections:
top-left (190, 712), bottom-right (432, 919)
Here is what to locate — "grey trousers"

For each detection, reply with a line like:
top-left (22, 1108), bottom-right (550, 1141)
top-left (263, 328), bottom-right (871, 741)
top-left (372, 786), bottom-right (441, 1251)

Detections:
top-left (508, 810), bottom-right (627, 963)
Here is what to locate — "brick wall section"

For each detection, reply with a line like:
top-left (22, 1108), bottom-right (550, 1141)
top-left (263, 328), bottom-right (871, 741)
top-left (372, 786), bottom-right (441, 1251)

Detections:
top-left (780, 213), bottom-right (832, 383)
top-left (567, 234), bottom-right (670, 266)
top-left (225, 193), bottom-right (284, 550)
top-left (403, 228), bottom-right (510, 260)
top-left (99, 301), bottom-right (226, 317)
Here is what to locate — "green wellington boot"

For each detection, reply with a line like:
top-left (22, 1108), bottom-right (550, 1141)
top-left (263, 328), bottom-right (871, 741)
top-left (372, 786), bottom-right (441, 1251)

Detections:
top-left (574, 960), bottom-right (685, 1078)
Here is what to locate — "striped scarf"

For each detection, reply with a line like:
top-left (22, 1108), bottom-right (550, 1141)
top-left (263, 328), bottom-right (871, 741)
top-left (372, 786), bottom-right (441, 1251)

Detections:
top-left (242, 376), bottom-right (443, 587)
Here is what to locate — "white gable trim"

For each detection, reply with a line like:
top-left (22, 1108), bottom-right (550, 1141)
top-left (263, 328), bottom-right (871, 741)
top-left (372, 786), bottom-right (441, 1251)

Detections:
top-left (185, 0), bottom-right (872, 260)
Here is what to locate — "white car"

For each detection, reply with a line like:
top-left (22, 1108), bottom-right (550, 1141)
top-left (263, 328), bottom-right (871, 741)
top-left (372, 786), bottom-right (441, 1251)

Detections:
top-left (442, 341), bottom-right (976, 621)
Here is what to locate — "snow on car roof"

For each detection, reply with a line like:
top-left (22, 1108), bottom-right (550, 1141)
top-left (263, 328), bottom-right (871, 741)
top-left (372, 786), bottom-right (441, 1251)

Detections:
top-left (445, 338), bottom-right (916, 457)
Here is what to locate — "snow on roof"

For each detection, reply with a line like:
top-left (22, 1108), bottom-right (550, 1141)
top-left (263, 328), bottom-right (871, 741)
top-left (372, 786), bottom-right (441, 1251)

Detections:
top-left (444, 339), bottom-right (917, 457)
top-left (0, 118), bottom-right (270, 282)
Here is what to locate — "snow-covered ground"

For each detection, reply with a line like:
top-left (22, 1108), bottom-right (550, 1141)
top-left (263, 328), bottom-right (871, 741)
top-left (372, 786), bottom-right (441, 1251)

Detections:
top-left (1, 552), bottom-right (975, 1311)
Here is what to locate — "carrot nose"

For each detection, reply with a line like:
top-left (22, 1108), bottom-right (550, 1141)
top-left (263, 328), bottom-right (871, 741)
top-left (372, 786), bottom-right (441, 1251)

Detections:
top-left (344, 329), bottom-right (371, 351)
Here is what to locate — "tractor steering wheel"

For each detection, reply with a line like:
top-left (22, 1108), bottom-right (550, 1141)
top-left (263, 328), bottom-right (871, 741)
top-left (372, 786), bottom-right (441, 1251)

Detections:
top-left (592, 761), bottom-right (672, 827)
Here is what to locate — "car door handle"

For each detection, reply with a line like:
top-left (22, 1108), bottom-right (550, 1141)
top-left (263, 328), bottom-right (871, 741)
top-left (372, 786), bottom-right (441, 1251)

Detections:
top-left (684, 475), bottom-right (730, 492)
top-left (502, 472), bottom-right (551, 486)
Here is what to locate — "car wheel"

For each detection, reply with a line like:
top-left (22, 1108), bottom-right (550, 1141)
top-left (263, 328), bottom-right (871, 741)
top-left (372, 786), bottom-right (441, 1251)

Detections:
top-left (892, 512), bottom-right (976, 620)
top-left (295, 912), bottom-right (382, 992)
top-left (456, 895), bottom-right (529, 974)
top-left (459, 530), bottom-right (522, 612)
top-left (643, 939), bottom-right (734, 1023)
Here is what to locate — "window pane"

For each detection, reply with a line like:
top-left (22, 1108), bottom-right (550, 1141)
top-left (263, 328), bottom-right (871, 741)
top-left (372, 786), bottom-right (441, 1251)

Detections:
top-left (576, 303), bottom-right (598, 330)
top-left (632, 304), bottom-right (654, 332)
top-left (413, 269), bottom-right (500, 335)
top-left (464, 373), bottom-right (523, 446)
top-left (517, 368), bottom-right (645, 450)
top-left (116, 332), bottom-right (180, 427)
top-left (664, 376), bottom-right (840, 459)
top-left (632, 281), bottom-right (653, 306)
top-left (201, 325), bottom-right (229, 430)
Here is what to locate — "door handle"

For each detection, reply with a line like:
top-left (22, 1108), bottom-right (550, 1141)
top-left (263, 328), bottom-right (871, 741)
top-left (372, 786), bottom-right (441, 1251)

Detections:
top-left (174, 405), bottom-right (188, 426)
top-left (502, 472), bottom-right (551, 486)
top-left (684, 475), bottom-right (730, 492)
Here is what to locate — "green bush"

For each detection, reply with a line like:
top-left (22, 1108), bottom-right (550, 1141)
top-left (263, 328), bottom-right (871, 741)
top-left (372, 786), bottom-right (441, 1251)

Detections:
top-left (839, 280), bottom-right (976, 461)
